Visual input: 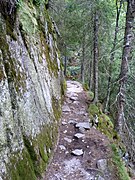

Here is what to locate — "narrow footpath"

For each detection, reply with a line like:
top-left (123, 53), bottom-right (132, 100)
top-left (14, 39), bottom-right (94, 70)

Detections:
top-left (44, 81), bottom-right (118, 180)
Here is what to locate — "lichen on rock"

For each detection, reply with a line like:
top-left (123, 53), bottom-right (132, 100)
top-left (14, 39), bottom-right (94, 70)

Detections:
top-left (0, 0), bottom-right (64, 179)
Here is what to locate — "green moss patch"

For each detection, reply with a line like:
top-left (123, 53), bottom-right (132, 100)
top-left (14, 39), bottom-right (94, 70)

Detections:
top-left (88, 103), bottom-right (119, 140)
top-left (19, 1), bottom-right (38, 35)
top-left (7, 123), bottom-right (59, 179)
top-left (82, 83), bottom-right (89, 91)
top-left (110, 144), bottom-right (130, 180)
top-left (52, 96), bottom-right (62, 121)
top-left (86, 91), bottom-right (94, 101)
top-left (8, 149), bottom-right (37, 180)
top-left (88, 103), bottom-right (100, 116)
top-left (98, 114), bottom-right (114, 139)
top-left (61, 79), bottom-right (67, 96)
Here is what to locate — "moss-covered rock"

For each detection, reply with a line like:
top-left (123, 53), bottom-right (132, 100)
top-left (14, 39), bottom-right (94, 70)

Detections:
top-left (88, 103), bottom-right (119, 139)
top-left (88, 103), bottom-right (100, 116)
top-left (8, 149), bottom-right (37, 180)
top-left (5, 124), bottom-right (59, 179)
top-left (98, 114), bottom-right (114, 139)
top-left (86, 91), bottom-right (94, 101)
top-left (0, 0), bottom-right (64, 179)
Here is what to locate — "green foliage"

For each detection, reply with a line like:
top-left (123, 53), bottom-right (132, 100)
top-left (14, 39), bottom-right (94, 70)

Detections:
top-left (33, 0), bottom-right (45, 6)
top-left (17, 0), bottom-right (47, 7)
top-left (67, 66), bottom-right (80, 79)
top-left (111, 144), bottom-right (130, 180)
top-left (82, 83), bottom-right (89, 91)
top-left (88, 104), bottom-right (100, 116)
top-left (86, 91), bottom-right (94, 101)
top-left (88, 103), bottom-right (119, 139)
top-left (98, 114), bottom-right (115, 139)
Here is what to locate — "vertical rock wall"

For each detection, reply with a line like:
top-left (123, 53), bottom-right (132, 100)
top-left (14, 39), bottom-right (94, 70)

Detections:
top-left (0, 0), bottom-right (64, 179)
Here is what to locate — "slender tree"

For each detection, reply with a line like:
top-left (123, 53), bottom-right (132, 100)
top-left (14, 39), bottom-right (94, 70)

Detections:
top-left (104, 0), bottom-right (124, 112)
top-left (116, 0), bottom-right (135, 134)
top-left (81, 32), bottom-right (85, 83)
top-left (89, 57), bottom-right (93, 91)
top-left (93, 11), bottom-right (99, 103)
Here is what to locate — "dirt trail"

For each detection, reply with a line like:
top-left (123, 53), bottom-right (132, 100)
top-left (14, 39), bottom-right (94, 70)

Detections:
top-left (44, 81), bottom-right (115, 180)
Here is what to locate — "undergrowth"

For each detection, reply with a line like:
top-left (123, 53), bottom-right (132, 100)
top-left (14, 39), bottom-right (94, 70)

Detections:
top-left (111, 144), bottom-right (130, 180)
top-left (87, 96), bottom-right (130, 179)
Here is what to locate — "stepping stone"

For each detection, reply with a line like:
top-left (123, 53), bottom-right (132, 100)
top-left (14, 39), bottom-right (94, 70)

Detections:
top-left (74, 133), bottom-right (85, 139)
top-left (64, 137), bottom-right (72, 143)
top-left (59, 145), bottom-right (66, 151)
top-left (75, 122), bottom-right (90, 130)
top-left (71, 149), bottom-right (83, 156)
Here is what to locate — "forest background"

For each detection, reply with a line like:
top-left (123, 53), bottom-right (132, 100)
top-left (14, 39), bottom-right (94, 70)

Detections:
top-left (49, 0), bottom-right (135, 163)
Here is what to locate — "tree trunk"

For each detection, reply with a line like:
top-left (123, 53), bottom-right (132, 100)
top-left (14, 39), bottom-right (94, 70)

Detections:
top-left (116, 0), bottom-right (134, 134)
top-left (81, 33), bottom-right (85, 83)
top-left (89, 57), bottom-right (93, 91)
top-left (93, 12), bottom-right (99, 103)
top-left (104, 0), bottom-right (123, 113)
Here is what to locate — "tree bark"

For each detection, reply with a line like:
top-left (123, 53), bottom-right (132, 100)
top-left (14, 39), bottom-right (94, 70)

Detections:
top-left (89, 57), bottom-right (93, 91)
top-left (93, 12), bottom-right (99, 103)
top-left (116, 0), bottom-right (134, 134)
top-left (81, 33), bottom-right (85, 83)
top-left (104, 0), bottom-right (123, 113)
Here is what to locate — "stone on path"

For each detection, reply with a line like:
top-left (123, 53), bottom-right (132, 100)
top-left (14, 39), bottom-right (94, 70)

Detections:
top-left (76, 122), bottom-right (91, 130)
top-left (79, 127), bottom-right (86, 133)
top-left (67, 92), bottom-right (78, 98)
top-left (59, 145), bottom-right (66, 151)
top-left (74, 133), bottom-right (85, 139)
top-left (70, 96), bottom-right (78, 101)
top-left (76, 111), bottom-right (86, 115)
top-left (71, 149), bottom-right (84, 156)
top-left (97, 159), bottom-right (107, 171)
top-left (62, 105), bottom-right (71, 112)
top-left (64, 137), bottom-right (72, 143)
top-left (73, 101), bottom-right (79, 105)
top-left (62, 121), bottom-right (67, 125)
top-left (68, 120), bottom-right (77, 125)
top-left (63, 130), bottom-right (67, 134)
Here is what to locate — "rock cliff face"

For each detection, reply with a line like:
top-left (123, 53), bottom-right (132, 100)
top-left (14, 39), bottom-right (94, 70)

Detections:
top-left (0, 0), bottom-right (64, 179)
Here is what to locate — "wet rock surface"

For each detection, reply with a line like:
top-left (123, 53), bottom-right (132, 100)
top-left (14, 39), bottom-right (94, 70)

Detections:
top-left (44, 81), bottom-right (116, 180)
